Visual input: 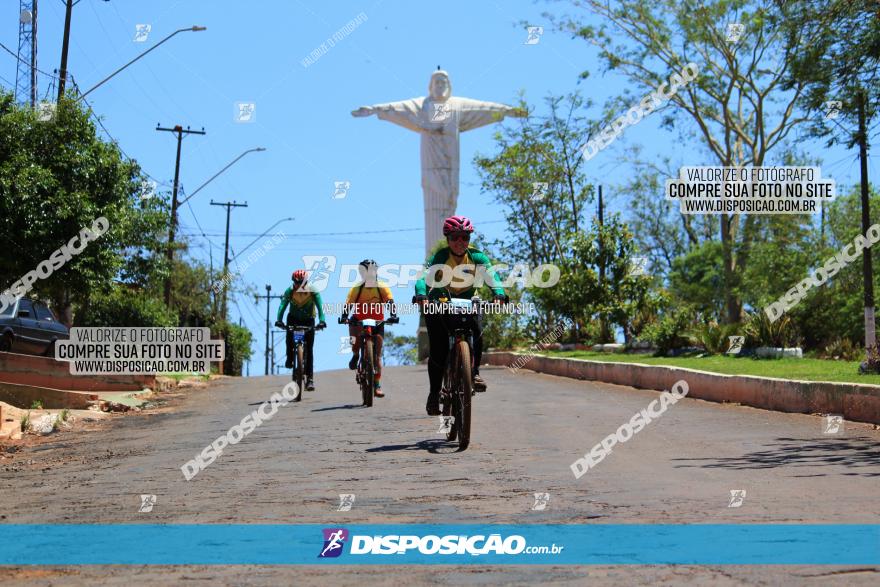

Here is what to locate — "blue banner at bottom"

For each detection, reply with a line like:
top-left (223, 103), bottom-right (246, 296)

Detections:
top-left (0, 524), bottom-right (877, 565)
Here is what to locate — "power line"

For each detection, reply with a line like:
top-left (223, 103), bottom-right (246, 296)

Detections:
top-left (70, 75), bottom-right (166, 187)
top-left (185, 199), bottom-right (223, 251)
top-left (176, 220), bottom-right (508, 239)
top-left (0, 40), bottom-right (59, 81)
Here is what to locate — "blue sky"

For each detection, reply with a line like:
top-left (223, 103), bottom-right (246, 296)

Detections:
top-left (1, 1), bottom-right (874, 376)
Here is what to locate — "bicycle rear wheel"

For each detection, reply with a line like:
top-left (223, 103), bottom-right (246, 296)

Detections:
top-left (362, 338), bottom-right (374, 407)
top-left (442, 364), bottom-right (457, 442)
top-left (453, 341), bottom-right (473, 450)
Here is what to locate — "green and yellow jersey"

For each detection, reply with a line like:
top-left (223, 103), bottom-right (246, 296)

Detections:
top-left (277, 284), bottom-right (325, 324)
top-left (414, 246), bottom-right (504, 300)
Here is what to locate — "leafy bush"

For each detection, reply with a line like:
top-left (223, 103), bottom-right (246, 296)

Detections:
top-left (79, 285), bottom-right (175, 327)
top-left (744, 311), bottom-right (799, 348)
top-left (859, 343), bottom-right (880, 375)
top-left (642, 308), bottom-right (693, 355)
top-left (692, 321), bottom-right (741, 354)
top-left (627, 289), bottom-right (670, 343)
top-left (820, 338), bottom-right (862, 361)
top-left (668, 241), bottom-right (727, 320)
top-left (216, 322), bottom-right (253, 376)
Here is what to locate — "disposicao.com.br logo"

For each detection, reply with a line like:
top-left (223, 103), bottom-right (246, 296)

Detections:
top-left (318, 528), bottom-right (563, 558)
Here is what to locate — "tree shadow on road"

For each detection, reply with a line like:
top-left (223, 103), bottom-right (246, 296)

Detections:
top-left (310, 404), bottom-right (365, 412)
top-left (365, 439), bottom-right (457, 454)
top-left (672, 437), bottom-right (880, 477)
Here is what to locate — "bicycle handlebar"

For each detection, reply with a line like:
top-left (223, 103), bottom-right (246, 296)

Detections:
top-left (411, 295), bottom-right (508, 310)
top-left (277, 323), bottom-right (325, 332)
top-left (338, 315), bottom-right (399, 326)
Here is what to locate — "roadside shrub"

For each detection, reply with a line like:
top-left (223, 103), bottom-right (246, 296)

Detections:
top-left (743, 311), bottom-right (799, 348)
top-left (626, 289), bottom-right (671, 343)
top-left (79, 286), bottom-right (176, 327)
top-left (572, 319), bottom-right (602, 345)
top-left (820, 338), bottom-right (862, 361)
top-left (216, 321), bottom-right (253, 376)
top-left (642, 308), bottom-right (693, 355)
top-left (859, 343), bottom-right (880, 374)
top-left (692, 321), bottom-right (741, 354)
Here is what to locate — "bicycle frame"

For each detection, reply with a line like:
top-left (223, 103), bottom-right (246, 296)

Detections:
top-left (425, 296), bottom-right (495, 451)
top-left (280, 323), bottom-right (321, 399)
top-left (340, 315), bottom-right (398, 406)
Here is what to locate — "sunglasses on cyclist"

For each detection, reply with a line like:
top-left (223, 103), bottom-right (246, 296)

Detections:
top-left (448, 232), bottom-right (471, 242)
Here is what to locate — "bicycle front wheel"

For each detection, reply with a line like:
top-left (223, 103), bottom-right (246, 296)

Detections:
top-left (454, 340), bottom-right (473, 450)
top-left (362, 338), bottom-right (374, 407)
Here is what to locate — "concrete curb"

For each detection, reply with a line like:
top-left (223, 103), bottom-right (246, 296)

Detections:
top-left (486, 352), bottom-right (880, 425)
top-left (0, 382), bottom-right (98, 410)
top-left (0, 351), bottom-right (154, 392)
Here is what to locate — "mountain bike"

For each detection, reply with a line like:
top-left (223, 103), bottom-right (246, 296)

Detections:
top-left (421, 296), bottom-right (495, 451)
top-left (278, 323), bottom-right (324, 400)
top-left (338, 315), bottom-right (398, 407)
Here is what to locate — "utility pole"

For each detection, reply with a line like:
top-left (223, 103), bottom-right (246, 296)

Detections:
top-left (156, 124), bottom-right (205, 306)
top-left (211, 200), bottom-right (248, 321)
top-left (57, 0), bottom-right (72, 101)
top-left (857, 88), bottom-right (875, 352)
top-left (255, 285), bottom-right (282, 375)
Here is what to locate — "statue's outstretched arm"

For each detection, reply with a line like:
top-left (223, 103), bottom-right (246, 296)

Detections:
top-left (457, 98), bottom-right (526, 132)
top-left (351, 99), bottom-right (423, 133)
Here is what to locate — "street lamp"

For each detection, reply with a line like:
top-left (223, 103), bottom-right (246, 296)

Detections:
top-left (77, 26), bottom-right (207, 101)
top-left (179, 147), bottom-right (267, 206)
top-left (231, 217), bottom-right (295, 264)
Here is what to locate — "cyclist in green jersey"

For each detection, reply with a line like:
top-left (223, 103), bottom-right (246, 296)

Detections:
top-left (275, 269), bottom-right (326, 390)
top-left (413, 215), bottom-right (507, 416)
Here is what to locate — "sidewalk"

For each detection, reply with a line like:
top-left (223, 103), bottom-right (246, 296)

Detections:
top-left (486, 351), bottom-right (880, 425)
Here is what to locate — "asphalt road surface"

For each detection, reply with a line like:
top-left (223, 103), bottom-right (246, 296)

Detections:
top-left (1, 365), bottom-right (879, 585)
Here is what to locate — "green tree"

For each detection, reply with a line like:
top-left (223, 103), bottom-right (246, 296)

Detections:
top-left (78, 285), bottom-right (176, 327)
top-left (668, 241), bottom-right (726, 318)
top-left (781, 0), bottom-right (880, 351)
top-left (475, 94), bottom-right (593, 266)
top-left (547, 0), bottom-right (832, 322)
top-left (383, 332), bottom-right (418, 366)
top-left (217, 321), bottom-right (253, 376)
top-left (0, 93), bottom-right (168, 323)
top-left (539, 214), bottom-right (651, 342)
top-left (790, 184), bottom-right (880, 350)
top-left (475, 92), bottom-right (595, 336)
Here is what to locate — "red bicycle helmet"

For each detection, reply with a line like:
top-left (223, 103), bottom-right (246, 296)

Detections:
top-left (443, 215), bottom-right (474, 236)
top-left (292, 269), bottom-right (307, 284)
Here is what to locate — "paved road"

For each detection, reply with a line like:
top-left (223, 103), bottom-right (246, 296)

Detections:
top-left (1, 365), bottom-right (879, 585)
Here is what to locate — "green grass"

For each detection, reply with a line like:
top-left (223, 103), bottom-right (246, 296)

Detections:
top-left (160, 372), bottom-right (212, 382)
top-left (537, 350), bottom-right (880, 386)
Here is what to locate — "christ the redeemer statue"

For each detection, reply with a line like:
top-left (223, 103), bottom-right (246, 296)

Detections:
top-left (352, 69), bottom-right (525, 253)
